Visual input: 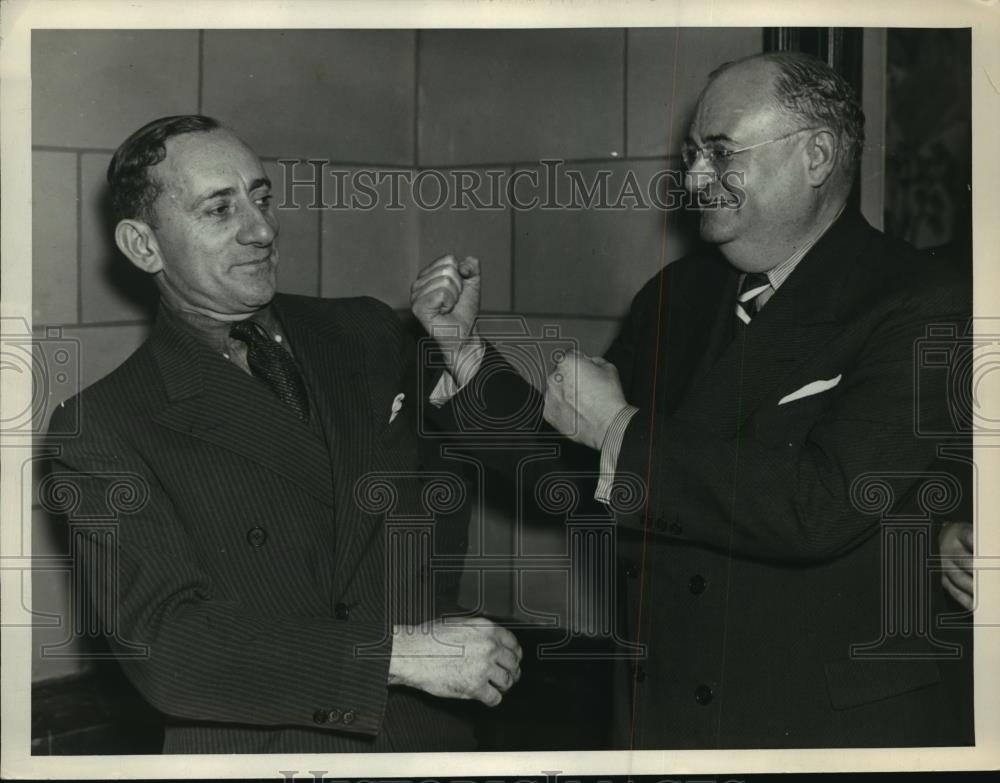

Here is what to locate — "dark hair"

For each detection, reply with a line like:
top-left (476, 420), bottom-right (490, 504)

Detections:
top-left (107, 115), bottom-right (222, 227)
top-left (709, 52), bottom-right (866, 177)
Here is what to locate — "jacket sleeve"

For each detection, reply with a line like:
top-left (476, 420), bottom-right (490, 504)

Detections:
top-left (47, 399), bottom-right (393, 736)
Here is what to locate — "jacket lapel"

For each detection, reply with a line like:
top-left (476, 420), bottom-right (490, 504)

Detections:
top-left (149, 306), bottom-right (336, 509)
top-left (674, 211), bottom-right (871, 435)
top-left (271, 296), bottom-right (384, 588)
top-left (630, 251), bottom-right (737, 415)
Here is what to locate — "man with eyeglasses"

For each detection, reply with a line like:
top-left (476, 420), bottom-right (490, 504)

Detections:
top-left (411, 51), bottom-right (973, 748)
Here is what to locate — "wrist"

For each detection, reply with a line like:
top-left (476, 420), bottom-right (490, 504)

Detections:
top-left (387, 624), bottom-right (405, 686)
top-left (590, 402), bottom-right (629, 451)
top-left (450, 335), bottom-right (485, 387)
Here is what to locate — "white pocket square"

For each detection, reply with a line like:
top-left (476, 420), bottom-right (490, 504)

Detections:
top-left (388, 392), bottom-right (405, 424)
top-left (778, 374), bottom-right (842, 406)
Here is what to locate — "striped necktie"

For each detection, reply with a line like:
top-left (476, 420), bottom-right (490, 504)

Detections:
top-left (735, 272), bottom-right (771, 325)
top-left (230, 320), bottom-right (311, 421)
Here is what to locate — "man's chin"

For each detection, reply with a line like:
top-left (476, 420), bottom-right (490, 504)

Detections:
top-left (698, 213), bottom-right (736, 244)
top-left (239, 279), bottom-right (277, 309)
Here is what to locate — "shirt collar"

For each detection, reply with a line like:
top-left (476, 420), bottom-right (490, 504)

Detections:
top-left (159, 299), bottom-right (284, 354)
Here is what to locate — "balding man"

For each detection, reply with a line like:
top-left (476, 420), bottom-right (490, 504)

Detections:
top-left (412, 52), bottom-right (974, 748)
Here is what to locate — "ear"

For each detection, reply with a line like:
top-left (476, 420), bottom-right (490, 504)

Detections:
top-left (803, 129), bottom-right (838, 188)
top-left (114, 219), bottom-right (163, 274)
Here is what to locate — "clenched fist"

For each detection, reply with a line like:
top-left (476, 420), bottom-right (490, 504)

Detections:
top-left (544, 350), bottom-right (629, 451)
top-left (410, 254), bottom-right (483, 384)
top-left (388, 617), bottom-right (523, 707)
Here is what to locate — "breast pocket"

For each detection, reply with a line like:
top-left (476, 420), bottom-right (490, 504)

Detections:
top-left (754, 391), bottom-right (835, 448)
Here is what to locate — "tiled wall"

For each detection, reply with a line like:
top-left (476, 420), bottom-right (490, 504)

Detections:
top-left (30, 28), bottom-right (763, 681)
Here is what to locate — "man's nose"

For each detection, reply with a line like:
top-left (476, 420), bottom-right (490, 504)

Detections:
top-left (684, 153), bottom-right (716, 195)
top-left (237, 203), bottom-right (277, 246)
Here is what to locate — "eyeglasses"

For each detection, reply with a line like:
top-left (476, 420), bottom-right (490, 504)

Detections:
top-left (681, 127), bottom-right (821, 173)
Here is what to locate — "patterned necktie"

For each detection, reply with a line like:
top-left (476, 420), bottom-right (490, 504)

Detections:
top-left (734, 272), bottom-right (771, 325)
top-left (229, 320), bottom-right (310, 421)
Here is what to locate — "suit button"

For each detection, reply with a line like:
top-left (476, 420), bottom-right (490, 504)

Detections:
top-left (695, 684), bottom-right (714, 705)
top-left (246, 527), bottom-right (267, 547)
top-left (312, 709), bottom-right (328, 724)
top-left (327, 708), bottom-right (342, 723)
top-left (334, 602), bottom-right (350, 620)
top-left (688, 575), bottom-right (707, 594)
top-left (342, 710), bottom-right (356, 725)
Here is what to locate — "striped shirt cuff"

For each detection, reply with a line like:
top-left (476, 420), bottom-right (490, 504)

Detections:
top-left (429, 371), bottom-right (459, 407)
top-left (595, 404), bottom-right (640, 504)
top-left (428, 338), bottom-right (486, 407)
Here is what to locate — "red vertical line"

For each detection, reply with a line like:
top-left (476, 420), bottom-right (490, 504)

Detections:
top-left (629, 26), bottom-right (682, 751)
top-left (712, 329), bottom-right (750, 745)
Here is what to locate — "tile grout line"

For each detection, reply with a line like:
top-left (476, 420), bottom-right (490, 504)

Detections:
top-left (413, 29), bottom-right (421, 170)
top-left (196, 30), bottom-right (205, 114)
top-left (508, 165), bottom-right (515, 314)
top-left (316, 204), bottom-right (323, 297)
top-left (75, 152), bottom-right (83, 325)
top-left (622, 28), bottom-right (629, 159)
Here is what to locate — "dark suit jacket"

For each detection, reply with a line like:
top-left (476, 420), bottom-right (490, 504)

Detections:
top-left (47, 293), bottom-right (476, 754)
top-left (458, 211), bottom-right (974, 748)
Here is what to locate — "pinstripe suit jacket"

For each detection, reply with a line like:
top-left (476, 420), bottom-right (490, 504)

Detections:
top-left (454, 211), bottom-right (975, 748)
top-left (47, 293), bottom-right (477, 754)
